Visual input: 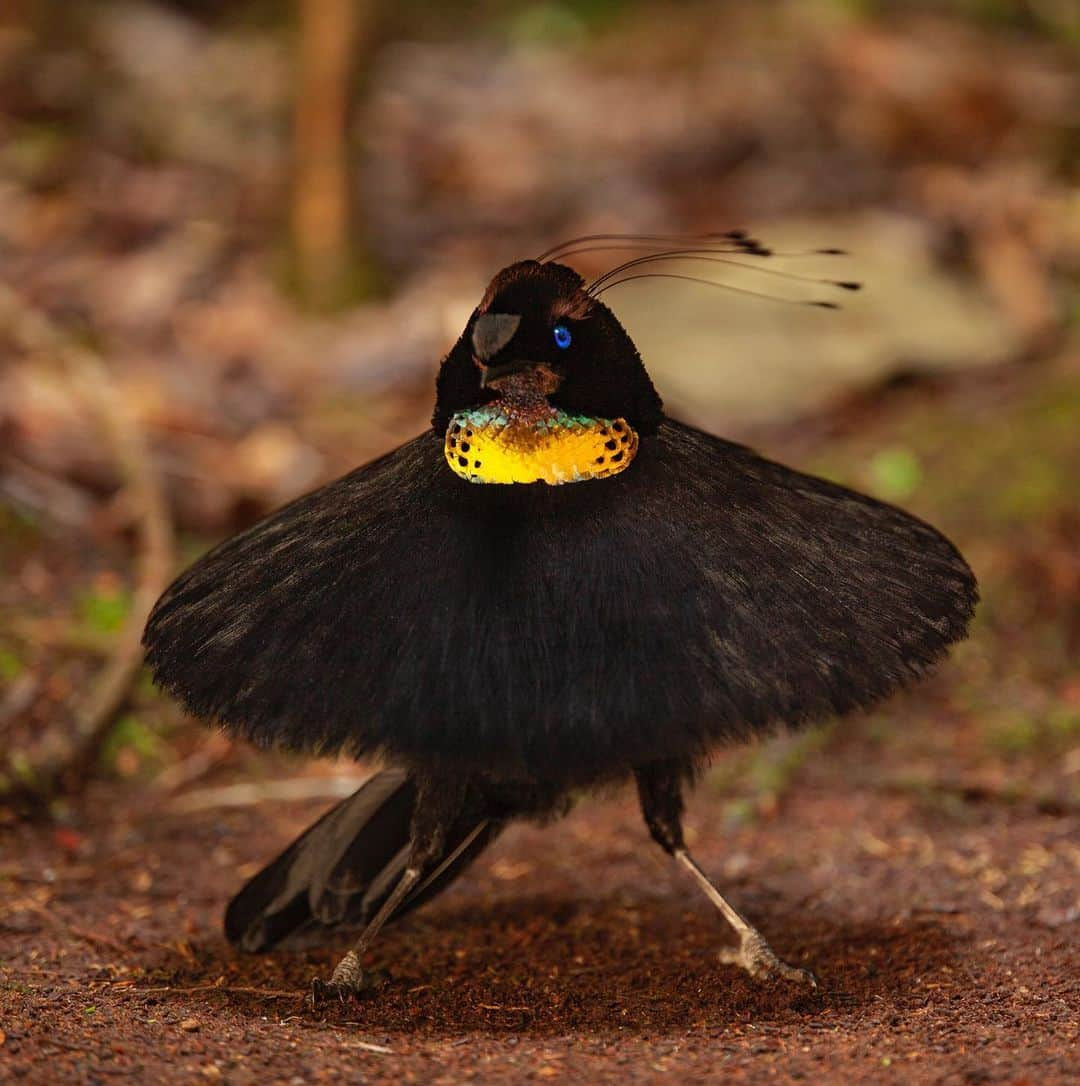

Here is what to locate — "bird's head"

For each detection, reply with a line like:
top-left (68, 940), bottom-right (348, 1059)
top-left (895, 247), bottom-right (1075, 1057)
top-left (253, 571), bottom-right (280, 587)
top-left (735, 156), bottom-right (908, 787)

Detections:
top-left (433, 260), bottom-right (663, 486)
top-left (431, 235), bottom-right (856, 485)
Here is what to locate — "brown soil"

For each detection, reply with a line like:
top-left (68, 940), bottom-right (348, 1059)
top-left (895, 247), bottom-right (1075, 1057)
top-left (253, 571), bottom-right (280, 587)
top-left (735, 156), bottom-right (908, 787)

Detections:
top-left (2, 744), bottom-right (1076, 1085)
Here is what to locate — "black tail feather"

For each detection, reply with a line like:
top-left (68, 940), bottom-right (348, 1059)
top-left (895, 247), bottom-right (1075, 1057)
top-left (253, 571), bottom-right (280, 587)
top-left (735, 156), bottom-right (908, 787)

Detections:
top-left (225, 768), bottom-right (500, 952)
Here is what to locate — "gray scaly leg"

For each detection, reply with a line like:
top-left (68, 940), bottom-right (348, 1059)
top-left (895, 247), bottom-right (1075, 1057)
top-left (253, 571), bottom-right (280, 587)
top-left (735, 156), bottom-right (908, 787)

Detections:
top-left (312, 772), bottom-right (468, 1001)
top-left (635, 761), bottom-right (816, 987)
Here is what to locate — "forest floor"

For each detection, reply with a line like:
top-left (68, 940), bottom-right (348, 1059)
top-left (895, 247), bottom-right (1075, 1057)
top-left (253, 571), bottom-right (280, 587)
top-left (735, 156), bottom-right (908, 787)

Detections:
top-left (2, 350), bottom-right (1077, 1085)
top-left (2, 4), bottom-right (1078, 1082)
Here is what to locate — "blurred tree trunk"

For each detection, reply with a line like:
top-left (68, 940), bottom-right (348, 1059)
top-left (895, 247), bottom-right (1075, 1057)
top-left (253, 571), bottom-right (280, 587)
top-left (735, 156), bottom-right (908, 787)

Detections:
top-left (292, 0), bottom-right (377, 310)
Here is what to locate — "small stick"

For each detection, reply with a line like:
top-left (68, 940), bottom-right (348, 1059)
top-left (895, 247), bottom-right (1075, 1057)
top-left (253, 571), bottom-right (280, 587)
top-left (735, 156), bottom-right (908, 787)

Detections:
top-left (128, 984), bottom-right (306, 998)
top-left (169, 775), bottom-right (372, 811)
top-left (22, 901), bottom-right (130, 955)
top-left (0, 284), bottom-right (175, 796)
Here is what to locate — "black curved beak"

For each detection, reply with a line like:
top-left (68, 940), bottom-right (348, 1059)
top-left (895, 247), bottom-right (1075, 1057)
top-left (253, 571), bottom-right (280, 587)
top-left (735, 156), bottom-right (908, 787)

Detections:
top-left (479, 359), bottom-right (538, 388)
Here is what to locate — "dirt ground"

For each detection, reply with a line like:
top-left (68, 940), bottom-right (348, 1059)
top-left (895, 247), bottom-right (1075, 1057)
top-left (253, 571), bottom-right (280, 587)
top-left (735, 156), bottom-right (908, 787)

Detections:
top-left (1, 747), bottom-right (1077, 1085)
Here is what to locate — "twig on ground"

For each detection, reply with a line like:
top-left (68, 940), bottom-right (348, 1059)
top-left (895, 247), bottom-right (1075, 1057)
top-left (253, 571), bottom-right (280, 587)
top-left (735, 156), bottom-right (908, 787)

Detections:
top-left (337, 1038), bottom-right (394, 1054)
top-left (151, 733), bottom-right (236, 794)
top-left (0, 675), bottom-right (42, 733)
top-left (169, 775), bottom-right (370, 812)
top-left (881, 774), bottom-right (1078, 816)
top-left (23, 900), bottom-right (131, 954)
top-left (129, 984), bottom-right (306, 999)
top-left (0, 283), bottom-right (175, 797)
top-left (0, 458), bottom-right (94, 527)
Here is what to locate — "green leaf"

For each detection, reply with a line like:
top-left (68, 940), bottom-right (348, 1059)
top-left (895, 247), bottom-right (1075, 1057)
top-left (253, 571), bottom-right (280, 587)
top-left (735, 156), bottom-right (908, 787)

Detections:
top-left (869, 446), bottom-right (922, 501)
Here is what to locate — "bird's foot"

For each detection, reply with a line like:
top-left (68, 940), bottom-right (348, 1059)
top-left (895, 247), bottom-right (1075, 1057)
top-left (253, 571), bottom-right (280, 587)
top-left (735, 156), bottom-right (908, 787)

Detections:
top-left (310, 951), bottom-right (386, 1005)
top-left (718, 930), bottom-right (817, 987)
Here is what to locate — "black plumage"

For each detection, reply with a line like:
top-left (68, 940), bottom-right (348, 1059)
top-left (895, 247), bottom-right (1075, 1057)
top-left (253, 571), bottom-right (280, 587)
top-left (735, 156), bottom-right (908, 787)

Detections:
top-left (146, 420), bottom-right (972, 782)
top-left (143, 254), bottom-right (977, 993)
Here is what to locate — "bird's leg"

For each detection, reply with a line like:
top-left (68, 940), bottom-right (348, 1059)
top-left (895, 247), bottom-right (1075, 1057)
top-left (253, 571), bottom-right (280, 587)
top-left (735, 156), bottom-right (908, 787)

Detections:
top-left (312, 771), bottom-right (466, 1001)
top-left (635, 761), bottom-right (816, 987)
top-left (675, 849), bottom-right (816, 985)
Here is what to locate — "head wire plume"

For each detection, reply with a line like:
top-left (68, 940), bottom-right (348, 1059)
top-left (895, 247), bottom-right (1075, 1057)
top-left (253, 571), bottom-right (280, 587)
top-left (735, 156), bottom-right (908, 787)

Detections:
top-left (536, 231), bottom-right (860, 310)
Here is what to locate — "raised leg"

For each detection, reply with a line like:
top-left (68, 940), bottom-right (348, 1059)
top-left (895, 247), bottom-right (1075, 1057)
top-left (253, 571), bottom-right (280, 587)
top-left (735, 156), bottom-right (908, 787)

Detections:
top-left (312, 771), bottom-right (467, 1001)
top-left (635, 761), bottom-right (816, 987)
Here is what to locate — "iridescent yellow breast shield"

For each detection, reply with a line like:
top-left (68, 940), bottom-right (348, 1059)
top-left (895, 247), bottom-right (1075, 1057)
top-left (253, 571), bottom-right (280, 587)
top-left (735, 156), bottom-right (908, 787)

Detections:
top-left (444, 406), bottom-right (639, 485)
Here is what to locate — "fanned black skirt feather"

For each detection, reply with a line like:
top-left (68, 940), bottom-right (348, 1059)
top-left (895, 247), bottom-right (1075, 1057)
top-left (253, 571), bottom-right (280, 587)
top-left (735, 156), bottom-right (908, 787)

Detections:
top-left (143, 421), bottom-right (976, 786)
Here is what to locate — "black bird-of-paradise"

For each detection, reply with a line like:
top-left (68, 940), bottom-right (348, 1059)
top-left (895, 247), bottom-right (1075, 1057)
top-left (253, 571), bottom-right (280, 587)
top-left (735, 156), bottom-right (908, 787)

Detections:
top-left (143, 233), bottom-right (978, 997)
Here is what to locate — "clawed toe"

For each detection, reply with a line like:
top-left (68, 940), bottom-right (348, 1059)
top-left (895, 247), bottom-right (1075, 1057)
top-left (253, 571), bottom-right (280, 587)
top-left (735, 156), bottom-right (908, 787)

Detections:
top-left (311, 976), bottom-right (350, 1005)
top-left (310, 951), bottom-right (386, 1005)
top-left (718, 933), bottom-right (818, 988)
top-left (310, 972), bottom-right (385, 1005)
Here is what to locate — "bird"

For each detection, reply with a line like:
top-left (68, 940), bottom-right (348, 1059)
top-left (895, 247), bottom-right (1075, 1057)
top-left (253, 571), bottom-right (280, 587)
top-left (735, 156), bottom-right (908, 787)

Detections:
top-left (142, 233), bottom-right (978, 998)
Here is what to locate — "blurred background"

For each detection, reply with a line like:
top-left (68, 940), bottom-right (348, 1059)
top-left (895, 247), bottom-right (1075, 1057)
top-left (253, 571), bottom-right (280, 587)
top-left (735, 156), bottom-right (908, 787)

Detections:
top-left (5, 0), bottom-right (1077, 811)
top-left (1, 1), bottom-right (1077, 1076)
top-left (2, 0), bottom-right (1078, 817)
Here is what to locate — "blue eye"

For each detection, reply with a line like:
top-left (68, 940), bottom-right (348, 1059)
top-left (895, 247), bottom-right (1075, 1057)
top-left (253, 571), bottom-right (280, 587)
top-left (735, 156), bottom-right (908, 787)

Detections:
top-left (553, 324), bottom-right (572, 350)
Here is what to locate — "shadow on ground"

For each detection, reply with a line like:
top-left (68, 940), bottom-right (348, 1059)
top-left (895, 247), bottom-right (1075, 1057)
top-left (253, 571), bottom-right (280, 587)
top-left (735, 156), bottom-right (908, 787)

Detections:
top-left (136, 894), bottom-right (962, 1035)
